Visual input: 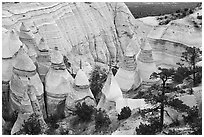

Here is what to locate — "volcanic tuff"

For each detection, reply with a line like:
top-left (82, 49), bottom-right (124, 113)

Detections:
top-left (2, 2), bottom-right (140, 73)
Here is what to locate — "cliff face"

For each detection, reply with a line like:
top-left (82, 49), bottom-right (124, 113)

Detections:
top-left (2, 2), bottom-right (138, 72)
top-left (137, 9), bottom-right (202, 68)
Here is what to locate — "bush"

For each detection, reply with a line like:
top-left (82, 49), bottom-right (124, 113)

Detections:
top-left (118, 106), bottom-right (131, 120)
top-left (135, 117), bottom-right (161, 135)
top-left (173, 66), bottom-right (190, 84)
top-left (45, 115), bottom-right (59, 129)
top-left (183, 106), bottom-right (202, 135)
top-left (20, 113), bottom-right (42, 135)
top-left (197, 15), bottom-right (202, 20)
top-left (89, 65), bottom-right (108, 103)
top-left (94, 108), bottom-right (111, 131)
top-left (166, 98), bottom-right (190, 112)
top-left (74, 102), bottom-right (95, 122)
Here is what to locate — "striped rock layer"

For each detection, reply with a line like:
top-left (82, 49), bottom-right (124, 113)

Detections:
top-left (45, 48), bottom-right (74, 117)
top-left (65, 69), bottom-right (95, 116)
top-left (115, 40), bottom-right (141, 91)
top-left (9, 48), bottom-right (46, 118)
top-left (2, 2), bottom-right (140, 73)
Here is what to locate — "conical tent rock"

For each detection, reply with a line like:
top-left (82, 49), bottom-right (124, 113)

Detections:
top-left (74, 69), bottom-right (89, 86)
top-left (31, 23), bottom-right (42, 46)
top-left (97, 71), bottom-right (123, 112)
top-left (13, 46), bottom-right (36, 76)
top-left (2, 44), bottom-right (21, 119)
top-left (124, 38), bottom-right (137, 57)
top-left (19, 22), bottom-right (37, 59)
top-left (19, 22), bottom-right (35, 40)
top-left (82, 61), bottom-right (93, 78)
top-left (36, 38), bottom-right (51, 83)
top-left (50, 47), bottom-right (64, 65)
top-left (2, 29), bottom-right (22, 59)
top-left (10, 48), bottom-right (45, 117)
top-left (2, 29), bottom-right (22, 118)
top-left (137, 38), bottom-right (158, 82)
top-left (115, 40), bottom-right (142, 91)
top-left (65, 69), bottom-right (95, 116)
top-left (37, 38), bottom-right (49, 52)
top-left (11, 91), bottom-right (34, 135)
top-left (45, 48), bottom-right (74, 117)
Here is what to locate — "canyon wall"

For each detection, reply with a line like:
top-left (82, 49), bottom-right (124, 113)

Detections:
top-left (2, 2), bottom-right (139, 72)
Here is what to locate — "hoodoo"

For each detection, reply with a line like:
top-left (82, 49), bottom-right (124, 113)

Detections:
top-left (115, 39), bottom-right (142, 91)
top-left (97, 70), bottom-right (123, 112)
top-left (36, 38), bottom-right (51, 83)
top-left (9, 47), bottom-right (46, 118)
top-left (19, 22), bottom-right (38, 64)
top-left (65, 68), bottom-right (95, 116)
top-left (45, 47), bottom-right (74, 118)
top-left (2, 29), bottom-right (22, 119)
top-left (137, 38), bottom-right (158, 82)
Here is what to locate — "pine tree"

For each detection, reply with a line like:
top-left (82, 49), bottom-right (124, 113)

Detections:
top-left (180, 46), bottom-right (201, 86)
top-left (150, 67), bottom-right (175, 130)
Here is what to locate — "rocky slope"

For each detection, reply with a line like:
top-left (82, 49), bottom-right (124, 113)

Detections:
top-left (2, 2), bottom-right (139, 73)
top-left (2, 2), bottom-right (202, 135)
top-left (137, 8), bottom-right (202, 68)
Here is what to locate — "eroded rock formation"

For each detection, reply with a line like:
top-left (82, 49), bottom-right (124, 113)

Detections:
top-left (2, 2), bottom-right (139, 73)
top-left (45, 47), bottom-right (74, 118)
top-left (65, 68), bottom-right (95, 116)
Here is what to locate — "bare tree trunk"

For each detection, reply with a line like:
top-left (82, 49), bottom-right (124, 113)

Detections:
top-left (160, 81), bottom-right (165, 131)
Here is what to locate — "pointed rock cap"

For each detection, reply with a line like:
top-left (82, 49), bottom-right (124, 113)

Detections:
top-left (124, 39), bottom-right (136, 57)
top-left (19, 22), bottom-right (34, 39)
top-left (20, 22), bottom-right (30, 32)
top-left (102, 71), bottom-right (123, 101)
top-left (50, 47), bottom-right (63, 64)
top-left (13, 46), bottom-right (36, 72)
top-left (38, 38), bottom-right (49, 51)
top-left (74, 69), bottom-right (89, 86)
top-left (2, 29), bottom-right (22, 58)
top-left (141, 38), bottom-right (152, 50)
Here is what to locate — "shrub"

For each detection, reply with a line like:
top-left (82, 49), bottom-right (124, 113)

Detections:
top-left (166, 98), bottom-right (190, 112)
top-left (118, 106), bottom-right (131, 120)
top-left (183, 106), bottom-right (202, 135)
top-left (20, 113), bottom-right (42, 135)
top-left (189, 9), bottom-right (193, 14)
top-left (135, 116), bottom-right (161, 135)
top-left (94, 108), bottom-right (111, 131)
top-left (197, 15), bottom-right (202, 20)
top-left (173, 66), bottom-right (190, 84)
top-left (89, 65), bottom-right (108, 103)
top-left (74, 102), bottom-right (95, 122)
top-left (45, 114), bottom-right (59, 129)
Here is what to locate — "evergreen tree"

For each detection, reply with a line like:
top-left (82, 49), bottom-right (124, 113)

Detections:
top-left (150, 67), bottom-right (175, 130)
top-left (180, 46), bottom-right (201, 86)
